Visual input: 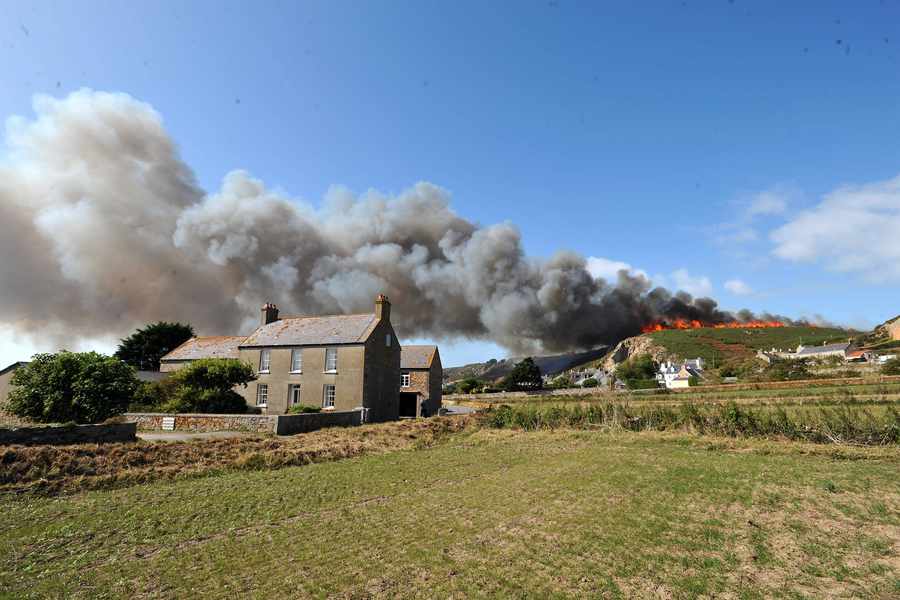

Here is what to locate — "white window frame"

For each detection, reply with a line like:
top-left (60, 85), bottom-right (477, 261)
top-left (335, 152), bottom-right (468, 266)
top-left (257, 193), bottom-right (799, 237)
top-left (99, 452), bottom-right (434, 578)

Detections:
top-left (324, 347), bottom-right (338, 373)
top-left (289, 384), bottom-right (302, 406)
top-left (290, 348), bottom-right (302, 373)
top-left (401, 372), bottom-right (410, 388)
top-left (256, 383), bottom-right (268, 407)
top-left (259, 349), bottom-right (271, 373)
top-left (323, 384), bottom-right (335, 408)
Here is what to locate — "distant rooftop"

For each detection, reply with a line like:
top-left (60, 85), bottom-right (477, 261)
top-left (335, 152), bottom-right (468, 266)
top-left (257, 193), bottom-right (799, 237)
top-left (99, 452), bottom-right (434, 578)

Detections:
top-left (796, 342), bottom-right (850, 356)
top-left (241, 313), bottom-right (379, 348)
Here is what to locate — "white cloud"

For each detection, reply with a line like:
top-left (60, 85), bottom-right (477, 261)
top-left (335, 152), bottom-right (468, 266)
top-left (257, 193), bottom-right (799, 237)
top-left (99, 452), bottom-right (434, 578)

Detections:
top-left (586, 256), bottom-right (648, 281)
top-left (724, 279), bottom-right (753, 296)
top-left (746, 190), bottom-right (789, 218)
top-left (671, 268), bottom-right (713, 297)
top-left (771, 174), bottom-right (900, 282)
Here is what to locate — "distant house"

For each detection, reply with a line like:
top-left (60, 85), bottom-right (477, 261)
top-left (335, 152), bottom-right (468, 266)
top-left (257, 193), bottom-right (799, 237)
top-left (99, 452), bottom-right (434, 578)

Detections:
top-left (399, 345), bottom-right (442, 418)
top-left (845, 349), bottom-right (875, 363)
top-left (160, 295), bottom-right (415, 422)
top-left (657, 358), bottom-right (704, 389)
top-left (0, 361), bottom-right (29, 407)
top-left (794, 342), bottom-right (850, 360)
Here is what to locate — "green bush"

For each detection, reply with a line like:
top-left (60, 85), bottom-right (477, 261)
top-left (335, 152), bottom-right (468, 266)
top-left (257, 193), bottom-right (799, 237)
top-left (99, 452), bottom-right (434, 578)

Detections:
top-left (288, 404), bottom-right (321, 414)
top-left (457, 378), bottom-right (483, 394)
top-left (503, 358), bottom-right (543, 392)
top-left (625, 378), bottom-right (659, 390)
top-left (7, 352), bottom-right (139, 424)
top-left (161, 358), bottom-right (256, 414)
top-left (580, 378), bottom-right (598, 388)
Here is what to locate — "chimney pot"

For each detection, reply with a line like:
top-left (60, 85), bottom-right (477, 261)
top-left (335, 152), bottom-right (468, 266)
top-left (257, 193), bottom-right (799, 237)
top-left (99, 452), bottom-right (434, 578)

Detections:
top-left (261, 303), bottom-right (279, 326)
top-left (375, 294), bottom-right (391, 322)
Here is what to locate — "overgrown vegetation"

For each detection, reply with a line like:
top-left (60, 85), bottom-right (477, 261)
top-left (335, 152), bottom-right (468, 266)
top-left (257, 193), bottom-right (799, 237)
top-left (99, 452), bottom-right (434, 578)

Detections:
top-left (615, 354), bottom-right (657, 389)
top-left (882, 357), bottom-right (900, 376)
top-left (483, 401), bottom-right (900, 445)
top-left (7, 352), bottom-right (138, 424)
top-left (288, 404), bottom-right (321, 414)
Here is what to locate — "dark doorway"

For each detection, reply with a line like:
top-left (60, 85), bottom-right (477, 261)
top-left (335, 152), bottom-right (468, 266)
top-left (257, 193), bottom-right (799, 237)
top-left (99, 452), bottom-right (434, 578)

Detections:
top-left (399, 392), bottom-right (418, 418)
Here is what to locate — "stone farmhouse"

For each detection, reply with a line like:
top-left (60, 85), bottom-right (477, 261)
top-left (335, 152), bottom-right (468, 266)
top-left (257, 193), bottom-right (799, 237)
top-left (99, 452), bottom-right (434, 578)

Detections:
top-left (399, 345), bottom-right (442, 418)
top-left (161, 295), bottom-right (419, 422)
top-left (0, 361), bottom-right (29, 407)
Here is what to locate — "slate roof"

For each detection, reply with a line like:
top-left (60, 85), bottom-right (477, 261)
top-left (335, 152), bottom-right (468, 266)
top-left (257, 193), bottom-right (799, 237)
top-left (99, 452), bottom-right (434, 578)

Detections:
top-left (401, 345), bottom-right (437, 369)
top-left (241, 313), bottom-right (379, 348)
top-left (796, 342), bottom-right (850, 356)
top-left (161, 336), bottom-right (245, 361)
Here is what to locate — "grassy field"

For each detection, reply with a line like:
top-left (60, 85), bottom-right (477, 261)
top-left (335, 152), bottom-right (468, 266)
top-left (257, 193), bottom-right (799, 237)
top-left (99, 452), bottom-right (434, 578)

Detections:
top-left (647, 326), bottom-right (851, 364)
top-left (2, 428), bottom-right (899, 599)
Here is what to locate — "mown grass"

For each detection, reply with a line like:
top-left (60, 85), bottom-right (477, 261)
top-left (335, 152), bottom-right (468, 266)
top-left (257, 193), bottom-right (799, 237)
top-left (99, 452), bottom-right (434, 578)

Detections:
top-left (1, 429), bottom-right (898, 598)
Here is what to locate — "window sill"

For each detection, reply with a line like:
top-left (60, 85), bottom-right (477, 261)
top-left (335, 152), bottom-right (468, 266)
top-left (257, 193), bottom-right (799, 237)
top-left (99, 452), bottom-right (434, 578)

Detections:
top-left (258, 370), bottom-right (270, 375)
top-left (257, 404), bottom-right (267, 408)
top-left (289, 371), bottom-right (302, 375)
top-left (322, 406), bottom-right (336, 411)
top-left (323, 370), bottom-right (338, 374)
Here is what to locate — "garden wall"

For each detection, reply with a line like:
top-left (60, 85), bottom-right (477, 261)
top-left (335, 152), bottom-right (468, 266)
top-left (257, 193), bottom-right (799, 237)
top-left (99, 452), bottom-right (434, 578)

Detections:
top-left (124, 410), bottom-right (364, 435)
top-left (0, 422), bottom-right (137, 446)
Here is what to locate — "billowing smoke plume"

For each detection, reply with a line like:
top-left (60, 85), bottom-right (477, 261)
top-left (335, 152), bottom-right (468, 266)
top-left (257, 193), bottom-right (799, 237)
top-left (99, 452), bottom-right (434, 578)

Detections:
top-left (0, 90), bottom-right (794, 354)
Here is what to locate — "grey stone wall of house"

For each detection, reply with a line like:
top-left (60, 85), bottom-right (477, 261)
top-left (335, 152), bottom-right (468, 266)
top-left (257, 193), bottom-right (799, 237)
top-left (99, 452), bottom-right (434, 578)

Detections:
top-left (363, 318), bottom-right (401, 422)
top-left (0, 422), bottom-right (137, 446)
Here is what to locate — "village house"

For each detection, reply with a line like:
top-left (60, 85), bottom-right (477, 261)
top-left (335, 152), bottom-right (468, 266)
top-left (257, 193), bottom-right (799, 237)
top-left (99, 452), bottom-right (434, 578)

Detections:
top-left (657, 358), bottom-right (704, 389)
top-left (399, 345), bottom-right (442, 417)
top-left (161, 295), bottom-right (408, 422)
top-left (0, 361), bottom-right (28, 407)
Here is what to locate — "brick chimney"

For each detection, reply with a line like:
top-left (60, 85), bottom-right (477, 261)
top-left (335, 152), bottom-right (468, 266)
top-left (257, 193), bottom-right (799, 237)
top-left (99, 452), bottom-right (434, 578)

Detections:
top-left (261, 303), bottom-right (279, 326)
top-left (375, 294), bottom-right (390, 322)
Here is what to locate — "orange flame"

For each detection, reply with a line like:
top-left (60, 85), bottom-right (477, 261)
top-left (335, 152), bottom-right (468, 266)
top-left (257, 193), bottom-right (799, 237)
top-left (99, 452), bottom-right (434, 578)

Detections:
top-left (641, 319), bottom-right (786, 333)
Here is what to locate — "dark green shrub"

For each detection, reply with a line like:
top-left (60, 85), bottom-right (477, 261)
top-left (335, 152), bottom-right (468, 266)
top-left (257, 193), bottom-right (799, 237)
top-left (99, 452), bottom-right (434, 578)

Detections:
top-left (580, 378), bottom-right (598, 388)
top-left (503, 358), bottom-right (543, 392)
top-left (161, 358), bottom-right (256, 414)
top-left (8, 352), bottom-right (139, 424)
top-left (881, 357), bottom-right (900, 376)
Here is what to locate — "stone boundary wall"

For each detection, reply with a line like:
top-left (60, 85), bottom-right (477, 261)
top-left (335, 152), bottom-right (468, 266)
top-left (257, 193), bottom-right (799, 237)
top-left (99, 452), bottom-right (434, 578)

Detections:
top-left (444, 374), bottom-right (900, 405)
top-left (0, 422), bottom-right (137, 446)
top-left (124, 410), bottom-right (364, 435)
top-left (274, 410), bottom-right (363, 435)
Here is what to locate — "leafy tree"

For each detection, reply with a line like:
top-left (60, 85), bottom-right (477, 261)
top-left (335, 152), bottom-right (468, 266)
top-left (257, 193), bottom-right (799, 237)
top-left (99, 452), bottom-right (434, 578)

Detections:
top-left (115, 322), bottom-right (195, 371)
top-left (881, 357), bottom-right (900, 376)
top-left (547, 375), bottom-right (571, 389)
top-left (580, 377), bottom-right (598, 388)
top-left (762, 358), bottom-right (813, 382)
top-left (503, 357), bottom-right (543, 391)
top-left (8, 352), bottom-right (139, 423)
top-left (457, 378), bottom-right (483, 394)
top-left (161, 358), bottom-right (256, 414)
top-left (615, 355), bottom-right (658, 388)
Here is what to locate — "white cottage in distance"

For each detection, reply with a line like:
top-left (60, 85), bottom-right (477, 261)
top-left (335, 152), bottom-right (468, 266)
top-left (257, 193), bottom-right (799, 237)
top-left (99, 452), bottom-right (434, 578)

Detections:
top-left (657, 358), bottom-right (704, 389)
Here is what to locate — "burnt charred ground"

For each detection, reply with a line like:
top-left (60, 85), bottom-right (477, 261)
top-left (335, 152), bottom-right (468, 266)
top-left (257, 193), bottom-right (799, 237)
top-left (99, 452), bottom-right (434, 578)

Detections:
top-left (1, 427), bottom-right (899, 598)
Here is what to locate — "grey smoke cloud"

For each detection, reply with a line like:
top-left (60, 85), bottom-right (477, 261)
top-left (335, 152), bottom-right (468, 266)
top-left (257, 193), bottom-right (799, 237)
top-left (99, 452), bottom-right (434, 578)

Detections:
top-left (0, 89), bottom-right (789, 354)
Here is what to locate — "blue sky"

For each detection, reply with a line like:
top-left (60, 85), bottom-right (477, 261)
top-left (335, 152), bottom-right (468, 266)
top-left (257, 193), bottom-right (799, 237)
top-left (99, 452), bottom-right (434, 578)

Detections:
top-left (2, 1), bottom-right (900, 366)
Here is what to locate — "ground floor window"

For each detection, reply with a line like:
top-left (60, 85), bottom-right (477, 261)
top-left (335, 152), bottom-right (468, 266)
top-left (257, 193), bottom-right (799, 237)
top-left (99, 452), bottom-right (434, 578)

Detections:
top-left (401, 372), bottom-right (410, 387)
top-left (256, 384), bottom-right (268, 407)
top-left (289, 384), bottom-right (301, 406)
top-left (323, 384), bottom-right (335, 408)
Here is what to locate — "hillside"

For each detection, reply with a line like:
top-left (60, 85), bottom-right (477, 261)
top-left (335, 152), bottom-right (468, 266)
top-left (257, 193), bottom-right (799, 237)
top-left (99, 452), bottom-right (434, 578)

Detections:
top-left (444, 347), bottom-right (607, 383)
top-left (857, 315), bottom-right (900, 352)
top-left (592, 325), bottom-right (853, 370)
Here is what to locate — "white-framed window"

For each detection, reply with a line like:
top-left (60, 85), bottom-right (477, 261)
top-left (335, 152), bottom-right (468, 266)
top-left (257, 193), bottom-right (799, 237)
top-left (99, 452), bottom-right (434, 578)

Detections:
top-left (325, 347), bottom-right (338, 372)
top-left (289, 384), bottom-right (302, 406)
top-left (290, 349), bottom-right (302, 373)
top-left (401, 372), bottom-right (410, 388)
top-left (323, 384), bottom-right (335, 408)
top-left (259, 349), bottom-right (271, 373)
top-left (256, 384), bottom-right (268, 407)
top-left (386, 333), bottom-right (392, 347)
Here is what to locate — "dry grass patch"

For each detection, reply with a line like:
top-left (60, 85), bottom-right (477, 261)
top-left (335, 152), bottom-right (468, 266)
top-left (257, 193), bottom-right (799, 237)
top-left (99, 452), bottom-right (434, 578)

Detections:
top-left (0, 416), bottom-right (473, 496)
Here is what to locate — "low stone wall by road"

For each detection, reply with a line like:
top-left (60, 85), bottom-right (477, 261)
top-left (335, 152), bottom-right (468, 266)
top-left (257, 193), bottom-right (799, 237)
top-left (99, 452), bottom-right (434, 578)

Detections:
top-left (275, 410), bottom-right (362, 435)
top-left (0, 422), bottom-right (137, 446)
top-left (125, 413), bottom-right (276, 433)
top-left (124, 410), bottom-right (364, 435)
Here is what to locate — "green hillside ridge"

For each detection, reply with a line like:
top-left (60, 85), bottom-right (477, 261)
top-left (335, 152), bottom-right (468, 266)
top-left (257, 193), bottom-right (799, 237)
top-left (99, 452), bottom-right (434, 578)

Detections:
top-left (646, 326), bottom-right (852, 366)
